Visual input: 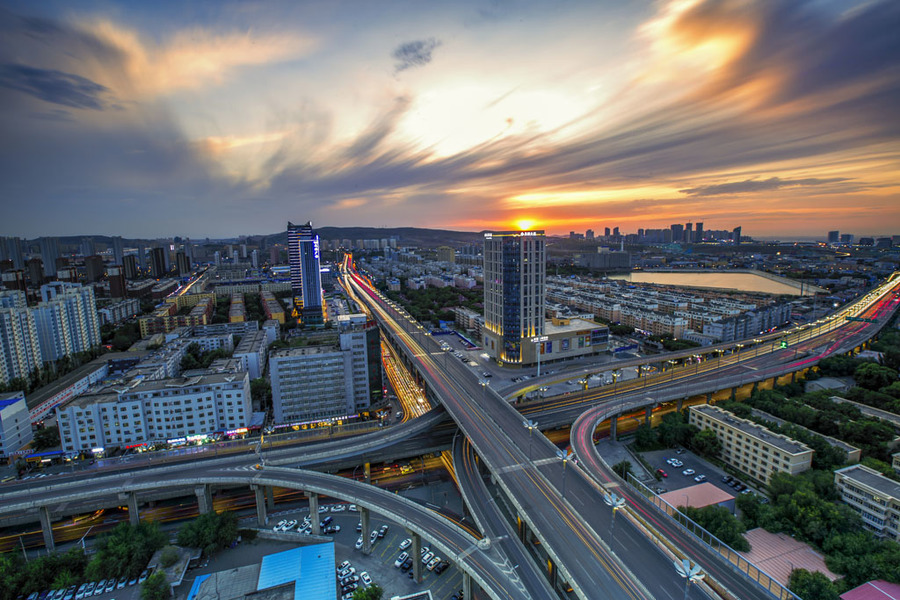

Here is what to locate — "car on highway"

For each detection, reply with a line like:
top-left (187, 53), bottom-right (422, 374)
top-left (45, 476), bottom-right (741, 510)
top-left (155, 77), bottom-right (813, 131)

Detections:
top-left (682, 468), bottom-right (695, 476)
top-left (399, 538), bottom-right (412, 550)
top-left (394, 552), bottom-right (409, 568)
top-left (360, 572), bottom-right (372, 586)
top-left (656, 468), bottom-right (668, 478)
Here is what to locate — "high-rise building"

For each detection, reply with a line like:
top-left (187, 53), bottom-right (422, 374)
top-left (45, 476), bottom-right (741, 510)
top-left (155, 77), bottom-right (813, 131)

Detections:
top-left (108, 265), bottom-right (126, 299)
top-left (685, 223), bottom-right (693, 243)
top-left (585, 229), bottom-right (594, 240)
top-left (604, 227), bottom-right (611, 237)
top-left (1, 271), bottom-right (26, 293)
top-left (0, 392), bottom-right (33, 457)
top-left (612, 227), bottom-right (620, 238)
top-left (828, 231), bottom-right (840, 244)
top-left (32, 283), bottom-right (101, 362)
top-left (695, 222), bottom-right (704, 242)
top-left (0, 292), bottom-right (42, 386)
top-left (176, 251), bottom-right (191, 276)
top-left (110, 236), bottom-right (125, 266)
top-left (150, 247), bottom-right (167, 278)
top-left (251, 249), bottom-right (259, 269)
top-left (39, 237), bottom-right (59, 278)
top-left (482, 230), bottom-right (545, 364)
top-left (670, 224), bottom-right (684, 243)
top-left (123, 255), bottom-right (138, 279)
top-left (137, 243), bottom-right (146, 272)
top-left (80, 237), bottom-right (96, 257)
top-left (0, 237), bottom-right (24, 270)
top-left (287, 221), bottom-right (324, 325)
top-left (84, 255), bottom-right (105, 283)
top-left (214, 251), bottom-right (221, 266)
top-left (733, 226), bottom-right (742, 245)
top-left (26, 258), bottom-right (44, 286)
top-left (840, 234), bottom-right (853, 244)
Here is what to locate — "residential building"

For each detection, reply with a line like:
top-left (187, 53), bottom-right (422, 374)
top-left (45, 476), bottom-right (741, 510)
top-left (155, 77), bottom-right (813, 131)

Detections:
top-left (108, 265), bottom-right (126, 299)
top-left (0, 237), bottom-right (24, 270)
top-left (38, 237), bottom-right (59, 278)
top-left (436, 246), bottom-right (455, 263)
top-left (689, 405), bottom-right (813, 484)
top-left (123, 254), bottom-right (138, 279)
top-left (32, 283), bottom-right (101, 362)
top-left (150, 247), bottom-right (167, 278)
top-left (98, 298), bottom-right (140, 326)
top-left (834, 464), bottom-right (900, 541)
top-left (110, 236), bottom-right (124, 266)
top-left (233, 330), bottom-right (269, 379)
top-left (287, 221), bottom-right (324, 325)
top-left (229, 293), bottom-right (246, 323)
top-left (483, 230), bottom-right (546, 364)
top-left (261, 291), bottom-right (285, 324)
top-left (0, 392), bottom-right (33, 457)
top-left (84, 255), bottom-right (105, 283)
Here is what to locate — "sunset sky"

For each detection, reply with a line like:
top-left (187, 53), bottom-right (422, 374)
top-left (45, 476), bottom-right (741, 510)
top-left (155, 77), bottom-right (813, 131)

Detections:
top-left (0, 0), bottom-right (898, 239)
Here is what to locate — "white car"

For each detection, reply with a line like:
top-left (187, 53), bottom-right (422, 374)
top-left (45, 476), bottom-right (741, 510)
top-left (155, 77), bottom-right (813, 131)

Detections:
top-left (360, 572), bottom-right (372, 586)
top-left (337, 561), bottom-right (351, 572)
top-left (348, 504), bottom-right (357, 512)
top-left (273, 519), bottom-right (287, 532)
top-left (318, 505), bottom-right (329, 513)
top-left (283, 520), bottom-right (298, 531)
top-left (355, 537), bottom-right (364, 549)
top-left (331, 504), bottom-right (346, 512)
top-left (682, 469), bottom-right (696, 476)
top-left (427, 557), bottom-right (441, 571)
top-left (394, 552), bottom-right (409, 568)
top-left (370, 530), bottom-right (378, 543)
top-left (422, 551), bottom-right (434, 564)
top-left (399, 538), bottom-right (412, 550)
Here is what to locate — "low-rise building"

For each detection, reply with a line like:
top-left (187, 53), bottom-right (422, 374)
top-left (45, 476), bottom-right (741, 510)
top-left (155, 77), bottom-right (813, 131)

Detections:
top-left (98, 298), bottom-right (140, 326)
top-left (233, 330), bottom-right (269, 379)
top-left (689, 405), bottom-right (813, 484)
top-left (834, 464), bottom-right (900, 541)
top-left (0, 391), bottom-right (32, 457)
top-left (261, 291), bottom-right (285, 324)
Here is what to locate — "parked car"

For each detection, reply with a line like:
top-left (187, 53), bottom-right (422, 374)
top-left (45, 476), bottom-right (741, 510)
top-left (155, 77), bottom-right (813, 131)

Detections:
top-left (273, 519), bottom-right (287, 532)
top-left (427, 557), bottom-right (441, 571)
top-left (682, 469), bottom-right (695, 476)
top-left (656, 469), bottom-right (668, 478)
top-left (355, 537), bottom-right (363, 550)
top-left (399, 538), bottom-right (412, 550)
top-left (378, 525), bottom-right (389, 538)
top-left (434, 561), bottom-right (450, 574)
top-left (139, 569), bottom-right (151, 584)
top-left (370, 530), bottom-right (378, 543)
top-left (337, 561), bottom-right (351, 572)
top-left (722, 475), bottom-right (733, 483)
top-left (395, 552), bottom-right (409, 568)
top-left (694, 474), bottom-right (707, 482)
top-left (422, 551), bottom-right (434, 564)
top-left (360, 572), bottom-right (372, 586)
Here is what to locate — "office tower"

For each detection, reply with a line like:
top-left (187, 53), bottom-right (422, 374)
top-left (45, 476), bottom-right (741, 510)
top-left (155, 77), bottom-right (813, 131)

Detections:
top-left (26, 258), bottom-right (44, 286)
top-left (840, 234), bottom-right (853, 244)
top-left (585, 229), bottom-right (594, 240)
top-left (137, 243), bottom-right (146, 272)
top-left (123, 255), bottom-right (138, 279)
top-left (0, 237), bottom-right (24, 270)
top-left (80, 237), bottom-right (96, 257)
top-left (84, 255), bottom-right (105, 282)
top-left (269, 248), bottom-right (279, 264)
top-left (108, 265), bottom-right (126, 299)
top-left (150, 247), bottom-right (167, 278)
top-left (685, 223), bottom-right (693, 243)
top-left (0, 297), bottom-right (42, 386)
top-left (111, 236), bottom-right (124, 266)
top-left (287, 221), bottom-right (324, 325)
top-left (612, 227), bottom-right (620, 238)
top-left (670, 224), bottom-right (684, 243)
top-left (241, 244), bottom-right (248, 259)
top-left (231, 250), bottom-right (239, 263)
top-left (214, 251), bottom-right (221, 266)
top-left (2, 271), bottom-right (26, 293)
top-left (251, 249), bottom-right (259, 269)
top-left (604, 227), bottom-right (611, 238)
top-left (828, 231), bottom-right (840, 244)
top-left (184, 238), bottom-right (193, 262)
top-left (482, 230), bottom-right (545, 364)
top-left (38, 237), bottom-right (59, 278)
top-left (695, 222), bottom-right (704, 242)
top-left (176, 251), bottom-right (191, 276)
top-left (32, 283), bottom-right (100, 362)
top-left (733, 226), bottom-right (742, 245)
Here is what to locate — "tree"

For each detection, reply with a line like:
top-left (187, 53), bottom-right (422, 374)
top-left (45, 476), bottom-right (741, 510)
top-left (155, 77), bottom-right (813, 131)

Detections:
top-left (788, 569), bottom-right (838, 600)
top-left (159, 546), bottom-right (179, 568)
top-left (656, 412), bottom-right (696, 448)
top-left (854, 362), bottom-right (898, 391)
top-left (352, 585), bottom-right (384, 600)
top-left (141, 571), bottom-right (171, 600)
top-left (250, 378), bottom-right (272, 412)
top-left (691, 428), bottom-right (721, 457)
top-left (86, 522), bottom-right (166, 582)
top-left (682, 505), bottom-right (750, 551)
top-left (177, 511), bottom-right (238, 556)
top-left (612, 460), bottom-right (632, 479)
top-left (633, 424), bottom-right (657, 451)
top-left (32, 426), bottom-right (60, 450)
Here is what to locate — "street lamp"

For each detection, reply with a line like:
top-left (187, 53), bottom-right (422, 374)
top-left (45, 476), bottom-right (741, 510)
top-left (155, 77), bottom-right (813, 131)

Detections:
top-left (522, 419), bottom-right (538, 460)
top-left (603, 492), bottom-right (626, 537)
top-left (479, 380), bottom-right (490, 404)
top-left (611, 370), bottom-right (621, 396)
top-left (668, 360), bottom-right (678, 382)
top-left (531, 335), bottom-right (549, 377)
top-left (674, 559), bottom-right (705, 600)
top-left (556, 449), bottom-right (574, 498)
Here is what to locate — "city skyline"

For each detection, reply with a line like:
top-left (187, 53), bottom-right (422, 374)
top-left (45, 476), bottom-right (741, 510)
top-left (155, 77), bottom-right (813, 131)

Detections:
top-left (1, 0), bottom-right (899, 239)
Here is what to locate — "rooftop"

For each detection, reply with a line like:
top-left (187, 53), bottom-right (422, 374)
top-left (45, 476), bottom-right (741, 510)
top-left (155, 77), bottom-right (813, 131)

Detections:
top-left (659, 482), bottom-right (734, 509)
top-left (544, 317), bottom-right (605, 336)
top-left (0, 392), bottom-right (25, 411)
top-left (836, 464), bottom-right (900, 500)
top-left (691, 405), bottom-right (812, 455)
top-left (841, 580), bottom-right (900, 600)
top-left (739, 528), bottom-right (839, 587)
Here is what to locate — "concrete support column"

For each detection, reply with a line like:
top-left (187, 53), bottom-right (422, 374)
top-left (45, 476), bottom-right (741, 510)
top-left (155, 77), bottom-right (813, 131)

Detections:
top-left (252, 485), bottom-right (267, 528)
top-left (517, 516), bottom-right (526, 543)
top-left (644, 406), bottom-right (652, 425)
top-left (706, 392), bottom-right (713, 405)
top-left (791, 371), bottom-right (797, 383)
top-left (548, 558), bottom-right (558, 589)
top-left (609, 415), bottom-right (617, 440)
top-left (361, 508), bottom-right (372, 554)
top-left (676, 397), bottom-right (684, 412)
top-left (309, 493), bottom-right (321, 535)
top-left (411, 532), bottom-right (423, 583)
top-left (730, 387), bottom-right (737, 401)
top-left (39, 506), bottom-right (55, 553)
top-left (195, 485), bottom-right (212, 515)
top-left (463, 573), bottom-right (473, 599)
top-left (120, 492), bottom-right (140, 526)
top-left (265, 486), bottom-right (275, 511)
top-left (752, 381), bottom-right (759, 393)
top-left (364, 462), bottom-right (371, 484)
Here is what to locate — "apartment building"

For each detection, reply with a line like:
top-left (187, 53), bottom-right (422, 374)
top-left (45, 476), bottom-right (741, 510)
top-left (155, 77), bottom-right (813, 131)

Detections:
top-left (0, 392), bottom-right (32, 457)
top-left (834, 464), bottom-right (900, 541)
top-left (233, 330), bottom-right (269, 379)
top-left (689, 405), bottom-right (813, 484)
top-left (0, 292), bottom-right (42, 386)
top-left (32, 283), bottom-right (101, 362)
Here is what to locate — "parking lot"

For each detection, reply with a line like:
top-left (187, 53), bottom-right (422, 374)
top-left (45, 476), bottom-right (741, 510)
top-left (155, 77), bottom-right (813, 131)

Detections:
top-left (641, 447), bottom-right (761, 499)
top-left (266, 503), bottom-right (464, 600)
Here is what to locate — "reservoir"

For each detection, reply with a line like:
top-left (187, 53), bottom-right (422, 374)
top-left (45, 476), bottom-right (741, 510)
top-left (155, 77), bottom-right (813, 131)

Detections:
top-left (609, 270), bottom-right (820, 296)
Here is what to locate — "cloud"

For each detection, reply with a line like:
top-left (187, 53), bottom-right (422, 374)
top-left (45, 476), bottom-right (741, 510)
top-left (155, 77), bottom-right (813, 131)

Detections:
top-left (0, 63), bottom-right (113, 110)
top-left (679, 176), bottom-right (850, 197)
top-left (393, 38), bottom-right (441, 72)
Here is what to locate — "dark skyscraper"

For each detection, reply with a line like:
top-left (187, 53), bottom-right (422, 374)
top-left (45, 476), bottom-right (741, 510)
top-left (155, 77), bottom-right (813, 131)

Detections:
top-left (733, 226), bottom-right (742, 245)
top-left (604, 227), bottom-right (611, 237)
top-left (111, 236), bottom-right (124, 266)
top-left (670, 223), bottom-right (684, 243)
top-left (26, 258), bottom-right (44, 286)
top-left (828, 231), bottom-right (840, 243)
top-left (108, 265), bottom-right (126, 298)
top-left (123, 255), bottom-right (138, 279)
top-left (287, 221), bottom-right (324, 325)
top-left (685, 222), bottom-right (693, 243)
top-left (150, 247), bottom-right (167, 278)
top-left (695, 222), bottom-right (704, 242)
top-left (84, 255), bottom-right (105, 282)
top-left (176, 251), bottom-right (191, 276)
top-left (1, 237), bottom-right (24, 270)
top-left (39, 237), bottom-right (59, 278)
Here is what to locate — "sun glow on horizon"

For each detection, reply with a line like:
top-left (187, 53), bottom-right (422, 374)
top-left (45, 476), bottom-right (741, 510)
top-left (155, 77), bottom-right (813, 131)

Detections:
top-left (516, 219), bottom-right (537, 231)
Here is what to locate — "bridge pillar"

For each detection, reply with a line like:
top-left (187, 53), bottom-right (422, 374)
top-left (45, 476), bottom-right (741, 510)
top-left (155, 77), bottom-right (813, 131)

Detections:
top-left (119, 492), bottom-right (140, 526)
top-left (752, 381), bottom-right (759, 394)
top-left (609, 415), bottom-right (617, 441)
top-left (548, 558), bottom-right (558, 589)
top-left (517, 516), bottom-right (526, 543)
top-left (730, 387), bottom-right (737, 401)
top-left (195, 485), bottom-right (213, 515)
top-left (39, 506), bottom-right (55, 553)
top-left (309, 493), bottom-right (321, 535)
top-left (364, 462), bottom-right (371, 484)
top-left (677, 397), bottom-right (684, 412)
top-left (463, 572), bottom-right (473, 600)
top-left (645, 406), bottom-right (652, 425)
top-left (252, 485), bottom-right (267, 528)
top-left (411, 532), bottom-right (423, 583)
top-left (706, 392), bottom-right (713, 405)
top-left (265, 486), bottom-right (275, 511)
top-left (361, 508), bottom-right (372, 554)
top-left (791, 371), bottom-right (797, 383)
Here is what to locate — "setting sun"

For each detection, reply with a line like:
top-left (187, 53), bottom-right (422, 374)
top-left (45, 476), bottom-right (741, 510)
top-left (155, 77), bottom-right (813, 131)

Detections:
top-left (516, 219), bottom-right (537, 231)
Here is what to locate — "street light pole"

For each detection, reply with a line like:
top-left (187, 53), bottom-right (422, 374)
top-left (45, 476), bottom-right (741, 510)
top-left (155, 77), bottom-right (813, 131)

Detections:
top-left (531, 335), bottom-right (548, 378)
top-left (556, 449), bottom-right (574, 498)
top-left (604, 492), bottom-right (626, 538)
top-left (674, 559), bottom-right (705, 600)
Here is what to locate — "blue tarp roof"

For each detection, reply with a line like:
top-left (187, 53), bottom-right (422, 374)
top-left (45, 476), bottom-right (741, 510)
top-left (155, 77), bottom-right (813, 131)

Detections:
top-left (186, 574), bottom-right (210, 600)
top-left (258, 544), bottom-right (335, 600)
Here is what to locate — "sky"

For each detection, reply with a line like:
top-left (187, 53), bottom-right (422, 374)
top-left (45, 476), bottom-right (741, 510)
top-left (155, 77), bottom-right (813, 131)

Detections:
top-left (0, 0), bottom-right (898, 240)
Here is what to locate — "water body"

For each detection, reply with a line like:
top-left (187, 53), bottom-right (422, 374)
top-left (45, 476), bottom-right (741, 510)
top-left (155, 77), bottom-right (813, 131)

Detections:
top-left (609, 270), bottom-right (816, 296)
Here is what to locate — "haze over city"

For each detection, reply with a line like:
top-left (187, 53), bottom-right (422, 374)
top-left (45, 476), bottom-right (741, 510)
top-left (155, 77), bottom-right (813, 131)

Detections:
top-left (0, 0), bottom-right (898, 239)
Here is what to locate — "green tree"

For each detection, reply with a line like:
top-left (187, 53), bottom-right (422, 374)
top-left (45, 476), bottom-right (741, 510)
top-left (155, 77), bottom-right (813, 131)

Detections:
top-left (250, 378), bottom-right (272, 412)
top-left (86, 522), bottom-right (166, 582)
top-left (633, 424), bottom-right (657, 451)
top-left (352, 585), bottom-right (384, 600)
top-left (32, 426), bottom-right (60, 450)
top-left (655, 412), bottom-right (696, 448)
top-left (612, 460), bottom-right (632, 479)
top-left (159, 546), bottom-right (179, 568)
top-left (853, 362), bottom-right (898, 391)
top-left (141, 571), bottom-right (171, 600)
top-left (788, 569), bottom-right (839, 600)
top-left (177, 511), bottom-right (238, 556)
top-left (691, 428), bottom-right (721, 457)
top-left (682, 505), bottom-right (750, 551)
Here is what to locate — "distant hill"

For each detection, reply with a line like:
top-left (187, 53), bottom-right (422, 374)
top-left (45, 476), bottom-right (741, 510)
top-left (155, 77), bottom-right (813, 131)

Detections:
top-left (264, 226), bottom-right (487, 248)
